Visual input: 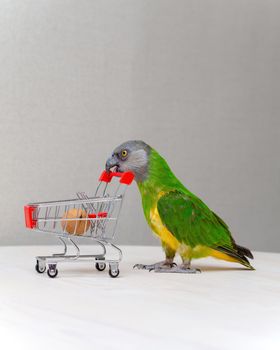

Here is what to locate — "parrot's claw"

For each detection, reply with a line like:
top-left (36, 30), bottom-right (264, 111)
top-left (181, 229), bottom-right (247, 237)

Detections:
top-left (133, 261), bottom-right (177, 272)
top-left (133, 261), bottom-right (201, 273)
top-left (154, 265), bottom-right (201, 274)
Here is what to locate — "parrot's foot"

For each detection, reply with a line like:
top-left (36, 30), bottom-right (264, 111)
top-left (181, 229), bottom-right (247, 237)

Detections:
top-left (133, 260), bottom-right (176, 272)
top-left (154, 265), bottom-right (201, 274)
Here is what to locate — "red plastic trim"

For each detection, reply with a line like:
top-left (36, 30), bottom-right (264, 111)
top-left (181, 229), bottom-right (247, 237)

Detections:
top-left (99, 171), bottom-right (112, 183)
top-left (98, 171), bottom-right (134, 185)
top-left (119, 172), bottom-right (134, 185)
top-left (24, 205), bottom-right (37, 229)
top-left (88, 212), bottom-right (107, 218)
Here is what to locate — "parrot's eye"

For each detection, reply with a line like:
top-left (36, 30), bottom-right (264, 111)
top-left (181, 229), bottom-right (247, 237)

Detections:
top-left (121, 149), bottom-right (128, 158)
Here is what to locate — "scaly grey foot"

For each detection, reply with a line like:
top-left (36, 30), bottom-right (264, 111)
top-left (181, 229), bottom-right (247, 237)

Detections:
top-left (154, 265), bottom-right (201, 273)
top-left (133, 261), bottom-right (177, 272)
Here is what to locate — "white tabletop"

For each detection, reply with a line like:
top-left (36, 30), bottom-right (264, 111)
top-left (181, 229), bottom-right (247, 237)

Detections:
top-left (0, 245), bottom-right (279, 350)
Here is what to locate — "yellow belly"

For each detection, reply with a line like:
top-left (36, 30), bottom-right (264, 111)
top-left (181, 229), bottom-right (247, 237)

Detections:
top-left (150, 205), bottom-right (180, 251)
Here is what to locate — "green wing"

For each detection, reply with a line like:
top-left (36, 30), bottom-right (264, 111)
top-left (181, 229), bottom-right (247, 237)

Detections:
top-left (157, 190), bottom-right (235, 250)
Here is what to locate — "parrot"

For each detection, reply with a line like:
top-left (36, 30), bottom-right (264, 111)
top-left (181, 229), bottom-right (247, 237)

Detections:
top-left (105, 140), bottom-right (254, 273)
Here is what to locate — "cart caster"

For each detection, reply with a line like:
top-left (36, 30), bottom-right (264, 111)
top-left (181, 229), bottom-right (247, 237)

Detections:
top-left (96, 262), bottom-right (106, 271)
top-left (109, 265), bottom-right (119, 278)
top-left (47, 264), bottom-right (58, 278)
top-left (35, 261), bottom-right (46, 274)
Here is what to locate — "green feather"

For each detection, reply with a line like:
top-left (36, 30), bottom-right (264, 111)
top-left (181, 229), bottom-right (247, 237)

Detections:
top-left (157, 190), bottom-right (233, 249)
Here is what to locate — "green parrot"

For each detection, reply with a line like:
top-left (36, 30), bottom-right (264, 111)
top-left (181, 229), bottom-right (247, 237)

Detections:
top-left (106, 140), bottom-right (254, 273)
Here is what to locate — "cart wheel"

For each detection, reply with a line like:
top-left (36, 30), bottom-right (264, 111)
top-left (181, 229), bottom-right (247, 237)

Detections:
top-left (47, 265), bottom-right (58, 278)
top-left (109, 267), bottom-right (119, 278)
top-left (35, 261), bottom-right (46, 274)
top-left (95, 262), bottom-right (106, 271)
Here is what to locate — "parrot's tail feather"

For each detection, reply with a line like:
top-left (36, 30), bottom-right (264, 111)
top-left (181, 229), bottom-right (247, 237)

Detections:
top-left (215, 245), bottom-right (255, 270)
top-left (236, 245), bottom-right (254, 259)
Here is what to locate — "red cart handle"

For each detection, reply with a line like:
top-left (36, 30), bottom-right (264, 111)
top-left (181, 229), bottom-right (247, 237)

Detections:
top-left (24, 205), bottom-right (37, 229)
top-left (99, 170), bottom-right (134, 185)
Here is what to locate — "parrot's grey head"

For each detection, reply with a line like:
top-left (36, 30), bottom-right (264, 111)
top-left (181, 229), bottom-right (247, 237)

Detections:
top-left (105, 140), bottom-right (151, 182)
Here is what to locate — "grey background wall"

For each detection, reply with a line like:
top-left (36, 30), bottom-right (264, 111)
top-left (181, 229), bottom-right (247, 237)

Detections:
top-left (0, 0), bottom-right (279, 251)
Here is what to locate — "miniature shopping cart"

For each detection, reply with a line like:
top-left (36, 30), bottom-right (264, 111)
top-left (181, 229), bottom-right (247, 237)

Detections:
top-left (24, 171), bottom-right (134, 278)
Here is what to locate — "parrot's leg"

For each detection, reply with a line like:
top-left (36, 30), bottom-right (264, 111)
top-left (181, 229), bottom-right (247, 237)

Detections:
top-left (175, 259), bottom-right (201, 273)
top-left (154, 259), bottom-right (201, 273)
top-left (133, 258), bottom-right (176, 271)
top-left (133, 243), bottom-right (176, 271)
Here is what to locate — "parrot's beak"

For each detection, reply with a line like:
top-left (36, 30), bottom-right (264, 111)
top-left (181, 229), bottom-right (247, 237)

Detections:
top-left (105, 156), bottom-right (119, 173)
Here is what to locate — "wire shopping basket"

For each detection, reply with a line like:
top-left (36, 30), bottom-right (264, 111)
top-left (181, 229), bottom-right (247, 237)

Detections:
top-left (24, 171), bottom-right (134, 278)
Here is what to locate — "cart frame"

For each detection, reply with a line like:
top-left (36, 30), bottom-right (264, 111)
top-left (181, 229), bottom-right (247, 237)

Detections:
top-left (24, 171), bottom-right (134, 278)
